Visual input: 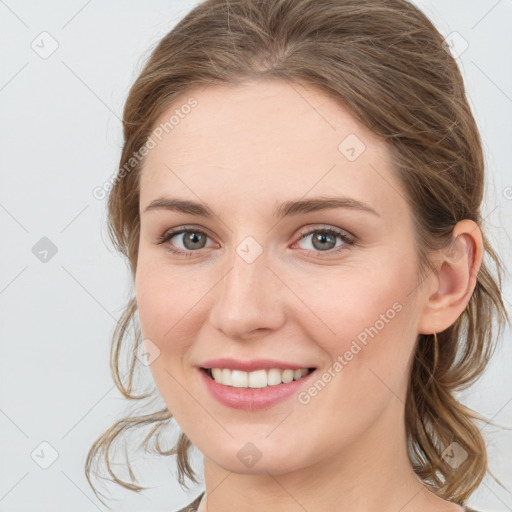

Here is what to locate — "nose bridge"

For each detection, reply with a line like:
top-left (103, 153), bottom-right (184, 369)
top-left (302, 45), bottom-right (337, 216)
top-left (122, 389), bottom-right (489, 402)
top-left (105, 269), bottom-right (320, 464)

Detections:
top-left (208, 237), bottom-right (285, 338)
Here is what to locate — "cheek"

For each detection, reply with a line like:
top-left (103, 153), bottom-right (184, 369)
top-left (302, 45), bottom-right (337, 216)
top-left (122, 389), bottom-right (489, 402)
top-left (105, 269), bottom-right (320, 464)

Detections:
top-left (297, 262), bottom-right (414, 342)
top-left (134, 260), bottom-right (216, 416)
top-left (290, 279), bottom-right (417, 448)
top-left (292, 259), bottom-right (419, 393)
top-left (135, 262), bottom-right (197, 417)
top-left (135, 258), bottom-right (207, 342)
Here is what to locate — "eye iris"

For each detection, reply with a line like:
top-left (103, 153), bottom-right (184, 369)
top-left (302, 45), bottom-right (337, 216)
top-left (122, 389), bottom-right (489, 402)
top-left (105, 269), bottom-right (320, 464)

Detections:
top-left (184, 232), bottom-right (206, 250)
top-left (312, 232), bottom-right (336, 251)
top-left (172, 230), bottom-right (342, 252)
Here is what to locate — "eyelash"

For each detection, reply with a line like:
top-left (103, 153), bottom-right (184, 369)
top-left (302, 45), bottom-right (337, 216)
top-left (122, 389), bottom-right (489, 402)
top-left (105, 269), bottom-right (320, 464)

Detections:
top-left (156, 225), bottom-right (356, 259)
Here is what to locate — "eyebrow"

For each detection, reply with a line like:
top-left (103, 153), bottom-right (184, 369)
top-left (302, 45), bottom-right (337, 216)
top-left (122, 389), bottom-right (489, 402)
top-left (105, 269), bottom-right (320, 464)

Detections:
top-left (143, 196), bottom-right (379, 218)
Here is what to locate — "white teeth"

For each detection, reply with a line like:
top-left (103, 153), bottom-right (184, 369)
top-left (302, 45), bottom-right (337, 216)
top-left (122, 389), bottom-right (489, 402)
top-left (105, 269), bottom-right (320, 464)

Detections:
top-left (267, 368), bottom-right (282, 386)
top-left (281, 369), bottom-right (294, 383)
top-left (208, 367), bottom-right (311, 388)
top-left (248, 369), bottom-right (267, 388)
top-left (221, 368), bottom-right (232, 385)
top-left (231, 370), bottom-right (248, 388)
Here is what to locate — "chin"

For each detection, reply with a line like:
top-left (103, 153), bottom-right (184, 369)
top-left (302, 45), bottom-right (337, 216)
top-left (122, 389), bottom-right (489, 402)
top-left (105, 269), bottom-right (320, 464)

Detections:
top-left (199, 436), bottom-right (309, 476)
top-left (210, 452), bottom-right (302, 476)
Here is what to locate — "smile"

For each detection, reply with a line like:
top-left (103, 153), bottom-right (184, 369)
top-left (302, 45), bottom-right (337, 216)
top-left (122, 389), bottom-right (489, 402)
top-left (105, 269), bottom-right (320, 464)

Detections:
top-left (204, 367), bottom-right (315, 388)
top-left (198, 361), bottom-right (318, 411)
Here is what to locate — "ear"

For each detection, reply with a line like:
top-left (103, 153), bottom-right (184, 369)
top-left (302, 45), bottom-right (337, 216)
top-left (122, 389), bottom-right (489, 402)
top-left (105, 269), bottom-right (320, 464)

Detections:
top-left (417, 219), bottom-right (483, 335)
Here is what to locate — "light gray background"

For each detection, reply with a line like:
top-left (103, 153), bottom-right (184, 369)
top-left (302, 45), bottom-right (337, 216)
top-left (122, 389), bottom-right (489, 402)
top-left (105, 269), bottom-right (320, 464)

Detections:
top-left (1, 1), bottom-right (511, 511)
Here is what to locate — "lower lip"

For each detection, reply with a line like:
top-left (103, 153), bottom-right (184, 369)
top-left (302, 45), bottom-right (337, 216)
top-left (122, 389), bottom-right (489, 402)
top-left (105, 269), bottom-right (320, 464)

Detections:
top-left (199, 368), bottom-right (316, 411)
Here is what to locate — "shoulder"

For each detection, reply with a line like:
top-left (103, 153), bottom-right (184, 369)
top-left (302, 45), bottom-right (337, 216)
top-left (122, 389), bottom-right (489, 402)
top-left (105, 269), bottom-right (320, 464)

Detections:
top-left (174, 491), bottom-right (204, 512)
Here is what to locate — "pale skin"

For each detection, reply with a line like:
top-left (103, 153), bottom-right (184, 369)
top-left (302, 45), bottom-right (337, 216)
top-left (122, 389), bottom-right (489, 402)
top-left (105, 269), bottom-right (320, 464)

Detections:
top-left (135, 78), bottom-right (482, 512)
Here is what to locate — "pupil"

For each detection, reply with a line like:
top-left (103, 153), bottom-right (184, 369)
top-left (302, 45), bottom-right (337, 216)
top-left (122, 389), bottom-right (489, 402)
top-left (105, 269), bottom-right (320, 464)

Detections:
top-left (185, 232), bottom-right (205, 249)
top-left (313, 232), bottom-right (335, 251)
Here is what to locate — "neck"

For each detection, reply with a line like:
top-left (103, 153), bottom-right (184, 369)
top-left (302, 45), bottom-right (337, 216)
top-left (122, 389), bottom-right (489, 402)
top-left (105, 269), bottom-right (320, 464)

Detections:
top-left (198, 401), bottom-right (459, 512)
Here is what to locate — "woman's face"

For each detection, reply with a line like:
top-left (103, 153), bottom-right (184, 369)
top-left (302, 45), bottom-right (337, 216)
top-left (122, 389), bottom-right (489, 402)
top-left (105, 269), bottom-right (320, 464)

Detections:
top-left (135, 79), bottom-right (429, 475)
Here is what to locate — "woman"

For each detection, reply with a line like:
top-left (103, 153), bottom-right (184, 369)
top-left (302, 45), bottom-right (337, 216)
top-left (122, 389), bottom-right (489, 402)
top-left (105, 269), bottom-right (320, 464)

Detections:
top-left (85, 1), bottom-right (508, 511)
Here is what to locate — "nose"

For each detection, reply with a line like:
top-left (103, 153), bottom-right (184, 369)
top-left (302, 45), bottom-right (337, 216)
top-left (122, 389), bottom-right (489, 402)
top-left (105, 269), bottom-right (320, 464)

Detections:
top-left (208, 242), bottom-right (286, 341)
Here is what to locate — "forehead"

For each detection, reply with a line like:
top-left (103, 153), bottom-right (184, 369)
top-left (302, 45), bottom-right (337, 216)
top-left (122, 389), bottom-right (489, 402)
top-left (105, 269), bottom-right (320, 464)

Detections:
top-left (139, 79), bottom-right (405, 219)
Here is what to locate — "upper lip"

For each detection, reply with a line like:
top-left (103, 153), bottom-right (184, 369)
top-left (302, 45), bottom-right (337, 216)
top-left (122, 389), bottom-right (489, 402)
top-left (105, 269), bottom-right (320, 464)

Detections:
top-left (200, 358), bottom-right (315, 372)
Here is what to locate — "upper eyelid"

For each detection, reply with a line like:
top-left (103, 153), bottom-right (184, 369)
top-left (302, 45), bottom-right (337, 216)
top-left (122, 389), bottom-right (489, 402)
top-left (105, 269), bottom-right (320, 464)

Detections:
top-left (297, 224), bottom-right (353, 238)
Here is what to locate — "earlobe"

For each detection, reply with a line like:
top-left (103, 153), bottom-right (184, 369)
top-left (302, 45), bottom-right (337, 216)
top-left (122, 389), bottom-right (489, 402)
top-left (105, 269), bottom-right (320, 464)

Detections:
top-left (417, 219), bottom-right (483, 335)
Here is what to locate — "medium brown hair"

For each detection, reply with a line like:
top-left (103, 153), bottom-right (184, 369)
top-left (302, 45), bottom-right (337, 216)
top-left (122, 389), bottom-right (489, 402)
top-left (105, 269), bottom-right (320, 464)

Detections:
top-left (86, 0), bottom-right (509, 507)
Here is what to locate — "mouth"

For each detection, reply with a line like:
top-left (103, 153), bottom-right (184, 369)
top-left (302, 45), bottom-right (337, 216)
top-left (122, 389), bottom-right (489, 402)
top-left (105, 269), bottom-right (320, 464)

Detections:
top-left (201, 367), bottom-right (316, 389)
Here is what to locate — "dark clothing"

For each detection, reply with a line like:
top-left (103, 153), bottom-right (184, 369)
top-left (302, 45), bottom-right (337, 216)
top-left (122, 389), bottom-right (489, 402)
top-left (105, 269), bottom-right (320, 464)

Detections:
top-left (176, 492), bottom-right (204, 512)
